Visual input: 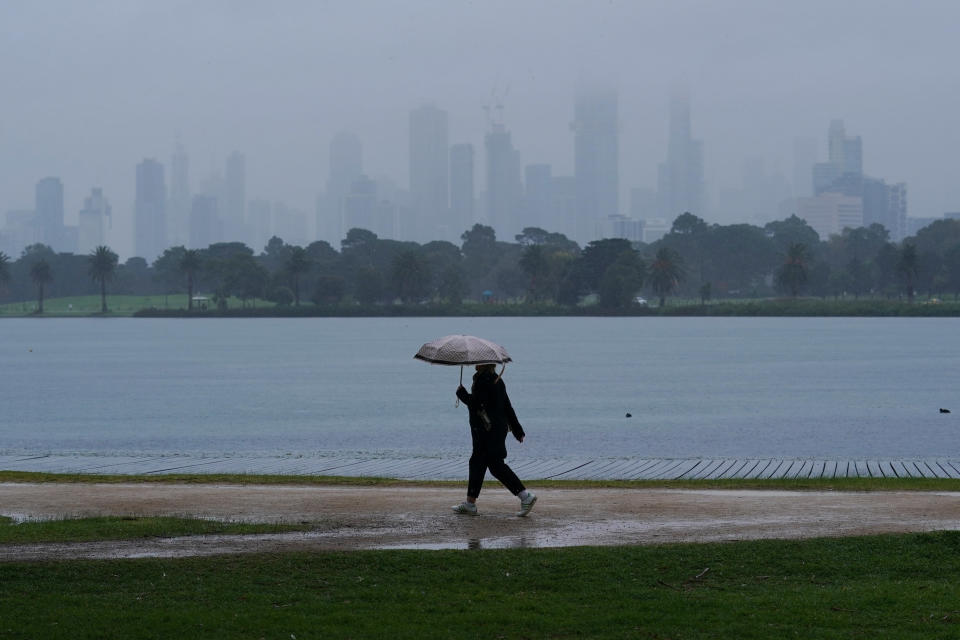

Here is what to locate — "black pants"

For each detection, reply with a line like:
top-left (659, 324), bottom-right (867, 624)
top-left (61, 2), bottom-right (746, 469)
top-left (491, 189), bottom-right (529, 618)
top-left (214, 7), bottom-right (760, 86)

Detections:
top-left (467, 426), bottom-right (525, 499)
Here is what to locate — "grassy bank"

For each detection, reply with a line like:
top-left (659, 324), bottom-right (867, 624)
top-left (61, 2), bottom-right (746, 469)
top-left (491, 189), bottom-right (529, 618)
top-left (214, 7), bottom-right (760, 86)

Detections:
top-left (3, 470), bottom-right (960, 492)
top-left (5, 293), bottom-right (960, 317)
top-left (1, 532), bottom-right (958, 638)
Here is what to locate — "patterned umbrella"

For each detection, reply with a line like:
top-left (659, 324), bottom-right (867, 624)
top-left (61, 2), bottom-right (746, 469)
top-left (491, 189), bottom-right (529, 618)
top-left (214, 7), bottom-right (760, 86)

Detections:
top-left (414, 334), bottom-right (511, 385)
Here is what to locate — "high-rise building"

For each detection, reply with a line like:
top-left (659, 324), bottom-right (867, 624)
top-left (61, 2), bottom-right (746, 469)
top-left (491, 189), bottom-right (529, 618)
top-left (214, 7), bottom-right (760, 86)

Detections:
top-left (657, 92), bottom-right (705, 221)
top-left (134, 159), bottom-right (167, 261)
top-left (573, 85), bottom-right (618, 244)
top-left (409, 104), bottom-right (449, 242)
top-left (551, 176), bottom-right (577, 241)
top-left (814, 120), bottom-right (863, 195)
top-left (224, 151), bottom-right (246, 244)
top-left (77, 188), bottom-right (111, 254)
top-left (35, 177), bottom-right (65, 250)
top-left (792, 137), bottom-right (817, 198)
top-left (524, 164), bottom-right (552, 233)
top-left (168, 143), bottom-right (191, 247)
top-left (323, 132), bottom-right (363, 242)
top-left (484, 123), bottom-right (522, 239)
top-left (449, 143), bottom-right (475, 237)
top-left (189, 194), bottom-right (219, 249)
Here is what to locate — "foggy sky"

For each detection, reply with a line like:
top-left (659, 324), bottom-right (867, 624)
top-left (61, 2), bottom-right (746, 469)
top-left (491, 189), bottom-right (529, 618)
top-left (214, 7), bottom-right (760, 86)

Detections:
top-left (3, 0), bottom-right (959, 258)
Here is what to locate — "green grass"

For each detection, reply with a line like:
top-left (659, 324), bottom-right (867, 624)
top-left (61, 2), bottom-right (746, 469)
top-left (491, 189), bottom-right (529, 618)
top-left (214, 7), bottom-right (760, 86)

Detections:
top-left (3, 469), bottom-right (960, 492)
top-left (0, 294), bottom-right (275, 317)
top-left (2, 532), bottom-right (959, 638)
top-left (0, 516), bottom-right (311, 544)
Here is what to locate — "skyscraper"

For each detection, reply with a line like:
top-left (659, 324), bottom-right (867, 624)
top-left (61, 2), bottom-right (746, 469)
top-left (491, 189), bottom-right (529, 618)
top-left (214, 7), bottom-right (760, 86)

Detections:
top-left (323, 132), bottom-right (363, 242)
top-left (657, 92), bottom-right (705, 220)
top-left (524, 163), bottom-right (552, 232)
top-left (35, 177), bottom-right (64, 250)
top-left (77, 187), bottom-right (111, 254)
top-left (573, 85), bottom-right (618, 243)
top-left (485, 123), bottom-right (522, 239)
top-left (168, 143), bottom-right (191, 247)
top-left (134, 158), bottom-right (166, 261)
top-left (224, 151), bottom-right (246, 244)
top-left (409, 104), bottom-right (449, 242)
top-left (449, 143), bottom-right (474, 237)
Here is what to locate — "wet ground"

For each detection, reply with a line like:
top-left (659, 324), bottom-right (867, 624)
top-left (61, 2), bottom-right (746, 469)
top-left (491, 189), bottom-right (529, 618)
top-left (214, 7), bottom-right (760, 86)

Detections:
top-left (2, 482), bottom-right (960, 561)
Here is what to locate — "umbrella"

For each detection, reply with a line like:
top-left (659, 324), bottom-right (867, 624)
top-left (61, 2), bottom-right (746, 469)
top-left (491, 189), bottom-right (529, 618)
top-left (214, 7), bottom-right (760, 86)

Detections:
top-left (414, 334), bottom-right (511, 386)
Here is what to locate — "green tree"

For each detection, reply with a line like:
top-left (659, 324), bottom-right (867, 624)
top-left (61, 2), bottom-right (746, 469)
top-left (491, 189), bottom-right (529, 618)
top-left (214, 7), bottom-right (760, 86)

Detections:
top-left (312, 275), bottom-right (346, 305)
top-left (648, 247), bottom-right (685, 307)
top-left (774, 243), bottom-right (810, 297)
top-left (179, 249), bottom-right (202, 310)
top-left (764, 214), bottom-right (821, 254)
top-left (286, 246), bottom-right (311, 306)
top-left (699, 282), bottom-right (712, 305)
top-left (436, 265), bottom-right (467, 305)
top-left (391, 250), bottom-right (431, 303)
top-left (0, 251), bottom-right (10, 292)
top-left (897, 243), bottom-right (919, 302)
top-left (354, 267), bottom-right (383, 305)
top-left (598, 251), bottom-right (646, 310)
top-left (88, 245), bottom-right (119, 313)
top-left (29, 259), bottom-right (52, 313)
top-left (943, 245), bottom-right (960, 300)
top-left (519, 245), bottom-right (550, 301)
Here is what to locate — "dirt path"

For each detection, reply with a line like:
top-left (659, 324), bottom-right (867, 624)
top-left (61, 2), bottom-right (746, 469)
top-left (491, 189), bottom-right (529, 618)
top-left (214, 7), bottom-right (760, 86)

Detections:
top-left (2, 482), bottom-right (960, 560)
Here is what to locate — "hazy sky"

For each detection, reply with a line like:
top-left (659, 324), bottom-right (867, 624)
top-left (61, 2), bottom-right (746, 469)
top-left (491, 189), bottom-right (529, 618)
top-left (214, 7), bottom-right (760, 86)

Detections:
top-left (3, 0), bottom-right (959, 257)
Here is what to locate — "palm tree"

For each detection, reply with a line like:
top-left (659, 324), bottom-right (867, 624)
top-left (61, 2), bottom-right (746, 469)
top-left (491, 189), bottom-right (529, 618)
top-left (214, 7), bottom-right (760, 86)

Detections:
top-left (286, 247), bottom-right (311, 306)
top-left (88, 245), bottom-right (119, 313)
top-left (897, 243), bottom-right (919, 303)
top-left (648, 247), bottom-right (685, 307)
top-left (774, 243), bottom-right (810, 298)
top-left (179, 249), bottom-right (202, 310)
top-left (30, 259), bottom-right (52, 314)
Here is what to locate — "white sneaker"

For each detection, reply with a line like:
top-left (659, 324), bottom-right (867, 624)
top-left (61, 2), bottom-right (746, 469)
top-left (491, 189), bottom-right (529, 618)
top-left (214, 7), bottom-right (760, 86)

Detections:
top-left (517, 492), bottom-right (537, 517)
top-left (452, 501), bottom-right (478, 515)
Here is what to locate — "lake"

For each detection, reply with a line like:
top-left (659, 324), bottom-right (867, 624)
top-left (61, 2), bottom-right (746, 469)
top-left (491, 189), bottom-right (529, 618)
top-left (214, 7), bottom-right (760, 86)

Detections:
top-left (1, 317), bottom-right (957, 460)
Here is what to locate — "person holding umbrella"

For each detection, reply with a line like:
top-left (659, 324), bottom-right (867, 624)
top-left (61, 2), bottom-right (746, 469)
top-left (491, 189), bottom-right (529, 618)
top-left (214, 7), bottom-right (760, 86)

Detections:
top-left (414, 335), bottom-right (536, 517)
top-left (454, 363), bottom-right (537, 517)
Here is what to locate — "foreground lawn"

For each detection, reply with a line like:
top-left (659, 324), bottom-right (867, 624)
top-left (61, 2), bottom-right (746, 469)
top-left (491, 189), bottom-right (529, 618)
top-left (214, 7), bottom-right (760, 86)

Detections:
top-left (0, 516), bottom-right (310, 544)
top-left (1, 532), bottom-right (959, 639)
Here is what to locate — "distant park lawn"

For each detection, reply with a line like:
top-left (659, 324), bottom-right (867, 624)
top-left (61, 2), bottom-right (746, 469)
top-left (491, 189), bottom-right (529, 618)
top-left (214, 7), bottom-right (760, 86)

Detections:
top-left (0, 294), bottom-right (274, 316)
top-left (2, 531), bottom-right (959, 638)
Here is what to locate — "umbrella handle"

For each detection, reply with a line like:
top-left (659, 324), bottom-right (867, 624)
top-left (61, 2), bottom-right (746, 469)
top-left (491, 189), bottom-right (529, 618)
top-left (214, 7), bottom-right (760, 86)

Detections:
top-left (455, 365), bottom-right (463, 407)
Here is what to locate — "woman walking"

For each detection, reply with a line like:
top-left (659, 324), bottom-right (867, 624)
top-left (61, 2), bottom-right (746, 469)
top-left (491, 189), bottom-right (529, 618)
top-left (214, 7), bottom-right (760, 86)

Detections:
top-left (453, 363), bottom-right (537, 517)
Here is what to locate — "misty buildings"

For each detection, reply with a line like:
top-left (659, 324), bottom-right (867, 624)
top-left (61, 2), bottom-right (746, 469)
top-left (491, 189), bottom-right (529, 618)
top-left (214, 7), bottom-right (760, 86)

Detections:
top-left (449, 143), bottom-right (474, 235)
top-left (796, 192), bottom-right (863, 240)
top-left (189, 195), bottom-right (218, 249)
top-left (35, 177), bottom-right (66, 251)
top-left (573, 85), bottom-right (619, 243)
top-left (409, 105), bottom-right (449, 242)
top-left (321, 132), bottom-right (363, 243)
top-left (800, 119), bottom-right (907, 241)
top-left (168, 143), bottom-right (190, 247)
top-left (484, 123), bottom-right (523, 239)
top-left (224, 151), bottom-right (246, 244)
top-left (77, 188), bottom-right (111, 254)
top-left (657, 92), bottom-right (705, 220)
top-left (524, 163), bottom-right (552, 233)
top-left (134, 159), bottom-right (166, 261)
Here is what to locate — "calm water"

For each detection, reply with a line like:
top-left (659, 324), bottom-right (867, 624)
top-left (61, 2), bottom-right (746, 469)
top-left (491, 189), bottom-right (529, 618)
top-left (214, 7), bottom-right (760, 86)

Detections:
top-left (1, 317), bottom-right (958, 459)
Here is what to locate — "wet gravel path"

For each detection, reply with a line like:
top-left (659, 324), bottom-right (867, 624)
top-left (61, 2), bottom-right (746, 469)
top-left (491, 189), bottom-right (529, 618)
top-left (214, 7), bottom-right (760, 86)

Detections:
top-left (2, 483), bottom-right (960, 560)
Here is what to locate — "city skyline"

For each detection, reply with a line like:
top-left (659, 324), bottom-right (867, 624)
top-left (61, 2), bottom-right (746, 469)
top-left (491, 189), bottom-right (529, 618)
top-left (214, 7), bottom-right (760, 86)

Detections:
top-left (2, 1), bottom-right (959, 258)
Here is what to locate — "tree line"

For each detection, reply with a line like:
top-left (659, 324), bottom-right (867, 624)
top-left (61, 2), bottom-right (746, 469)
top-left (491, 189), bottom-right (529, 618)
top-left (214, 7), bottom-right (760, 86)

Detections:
top-left (1, 213), bottom-right (959, 313)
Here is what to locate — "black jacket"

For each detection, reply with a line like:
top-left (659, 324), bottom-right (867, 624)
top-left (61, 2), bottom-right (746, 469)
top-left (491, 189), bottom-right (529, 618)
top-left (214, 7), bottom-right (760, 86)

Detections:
top-left (456, 370), bottom-right (525, 441)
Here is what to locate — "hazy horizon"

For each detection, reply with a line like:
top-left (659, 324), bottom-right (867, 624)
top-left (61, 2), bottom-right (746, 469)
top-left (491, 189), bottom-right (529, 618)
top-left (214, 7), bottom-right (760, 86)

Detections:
top-left (3, 0), bottom-right (959, 259)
